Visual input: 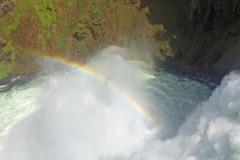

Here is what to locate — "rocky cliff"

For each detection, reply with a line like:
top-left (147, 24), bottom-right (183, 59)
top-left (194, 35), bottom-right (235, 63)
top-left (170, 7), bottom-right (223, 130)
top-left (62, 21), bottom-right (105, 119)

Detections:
top-left (0, 0), bottom-right (240, 83)
top-left (141, 0), bottom-right (240, 82)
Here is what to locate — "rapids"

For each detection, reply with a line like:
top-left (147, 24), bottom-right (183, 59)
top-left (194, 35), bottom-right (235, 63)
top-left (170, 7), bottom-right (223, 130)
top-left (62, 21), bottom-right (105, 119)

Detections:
top-left (0, 46), bottom-right (238, 160)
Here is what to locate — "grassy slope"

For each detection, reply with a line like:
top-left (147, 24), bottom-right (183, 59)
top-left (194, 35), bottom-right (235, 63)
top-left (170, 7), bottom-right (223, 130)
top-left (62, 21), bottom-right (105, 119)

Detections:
top-left (0, 0), bottom-right (170, 80)
top-left (0, 0), bottom-right (66, 79)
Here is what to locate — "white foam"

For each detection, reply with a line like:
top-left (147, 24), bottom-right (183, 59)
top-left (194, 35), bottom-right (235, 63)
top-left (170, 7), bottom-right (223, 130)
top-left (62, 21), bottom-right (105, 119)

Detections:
top-left (2, 46), bottom-right (231, 160)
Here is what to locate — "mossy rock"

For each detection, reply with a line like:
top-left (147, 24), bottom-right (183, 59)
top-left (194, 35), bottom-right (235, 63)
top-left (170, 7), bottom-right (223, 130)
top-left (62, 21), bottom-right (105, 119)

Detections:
top-left (0, 40), bottom-right (17, 79)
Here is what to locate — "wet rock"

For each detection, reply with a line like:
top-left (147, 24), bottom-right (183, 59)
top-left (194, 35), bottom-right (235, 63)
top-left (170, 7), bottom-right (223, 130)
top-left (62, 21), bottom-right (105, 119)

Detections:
top-left (73, 31), bottom-right (86, 41)
top-left (139, 0), bottom-right (240, 83)
top-left (190, 0), bottom-right (240, 31)
top-left (125, 0), bottom-right (138, 5)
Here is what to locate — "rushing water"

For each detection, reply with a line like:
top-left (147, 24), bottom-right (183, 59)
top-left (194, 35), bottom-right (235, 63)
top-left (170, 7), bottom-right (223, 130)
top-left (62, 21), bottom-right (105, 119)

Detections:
top-left (0, 46), bottom-right (239, 160)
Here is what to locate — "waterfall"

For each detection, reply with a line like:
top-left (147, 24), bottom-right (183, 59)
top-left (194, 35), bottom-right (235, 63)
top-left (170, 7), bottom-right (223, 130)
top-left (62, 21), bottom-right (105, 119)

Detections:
top-left (1, 47), bottom-right (238, 160)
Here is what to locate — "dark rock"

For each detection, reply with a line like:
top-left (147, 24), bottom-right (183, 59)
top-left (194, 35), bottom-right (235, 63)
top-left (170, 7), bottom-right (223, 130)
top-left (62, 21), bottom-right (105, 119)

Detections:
top-left (73, 31), bottom-right (86, 41)
top-left (125, 0), bottom-right (138, 5)
top-left (140, 0), bottom-right (240, 83)
top-left (83, 15), bottom-right (105, 40)
top-left (0, 0), bottom-right (14, 17)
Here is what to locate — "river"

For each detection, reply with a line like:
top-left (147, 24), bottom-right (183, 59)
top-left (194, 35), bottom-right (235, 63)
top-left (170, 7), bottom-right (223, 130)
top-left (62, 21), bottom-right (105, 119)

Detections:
top-left (0, 47), bottom-right (239, 160)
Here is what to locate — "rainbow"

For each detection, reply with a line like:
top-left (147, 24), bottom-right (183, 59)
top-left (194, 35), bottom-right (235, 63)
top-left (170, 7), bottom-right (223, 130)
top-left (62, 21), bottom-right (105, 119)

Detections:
top-left (39, 54), bottom-right (160, 131)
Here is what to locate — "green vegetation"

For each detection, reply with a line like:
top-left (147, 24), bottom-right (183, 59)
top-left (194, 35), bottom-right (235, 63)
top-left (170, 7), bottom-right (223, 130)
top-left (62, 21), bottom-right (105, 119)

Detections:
top-left (0, 0), bottom-right (31, 36)
top-left (2, 41), bottom-right (16, 52)
top-left (0, 39), bottom-right (17, 79)
top-left (55, 34), bottom-right (68, 53)
top-left (31, 0), bottom-right (57, 39)
top-left (91, 4), bottom-right (101, 14)
top-left (89, 0), bottom-right (109, 15)
top-left (32, 0), bottom-right (56, 28)
top-left (0, 62), bottom-right (15, 79)
top-left (0, 0), bottom-right (109, 52)
top-left (0, 50), bottom-right (16, 80)
top-left (4, 13), bottom-right (20, 36)
top-left (0, 0), bottom-right (57, 41)
top-left (64, 0), bottom-right (76, 7)
top-left (41, 28), bottom-right (52, 39)
top-left (0, 0), bottom-right (57, 36)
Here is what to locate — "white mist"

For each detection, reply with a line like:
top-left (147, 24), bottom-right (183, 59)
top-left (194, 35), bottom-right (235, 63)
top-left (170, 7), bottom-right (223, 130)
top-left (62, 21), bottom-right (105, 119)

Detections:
top-left (2, 46), bottom-right (238, 160)
top-left (0, 46), bottom-right (160, 160)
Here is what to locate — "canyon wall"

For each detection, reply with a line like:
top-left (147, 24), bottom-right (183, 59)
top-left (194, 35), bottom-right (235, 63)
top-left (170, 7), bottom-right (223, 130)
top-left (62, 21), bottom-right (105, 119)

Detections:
top-left (0, 0), bottom-right (240, 83)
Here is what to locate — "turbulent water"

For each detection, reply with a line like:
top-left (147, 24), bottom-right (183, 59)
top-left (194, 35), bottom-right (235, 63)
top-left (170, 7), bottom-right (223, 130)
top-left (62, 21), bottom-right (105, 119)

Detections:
top-left (0, 46), bottom-right (239, 160)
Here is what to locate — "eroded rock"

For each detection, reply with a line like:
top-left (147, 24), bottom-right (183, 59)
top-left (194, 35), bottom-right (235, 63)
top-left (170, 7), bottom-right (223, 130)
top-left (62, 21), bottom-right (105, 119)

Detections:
top-left (0, 0), bottom-right (14, 17)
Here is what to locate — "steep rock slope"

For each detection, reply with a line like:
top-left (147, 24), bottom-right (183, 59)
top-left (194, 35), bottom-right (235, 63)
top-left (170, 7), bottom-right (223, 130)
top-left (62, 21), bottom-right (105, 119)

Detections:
top-left (141, 0), bottom-right (240, 82)
top-left (0, 0), bottom-right (240, 83)
top-left (0, 0), bottom-right (176, 80)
